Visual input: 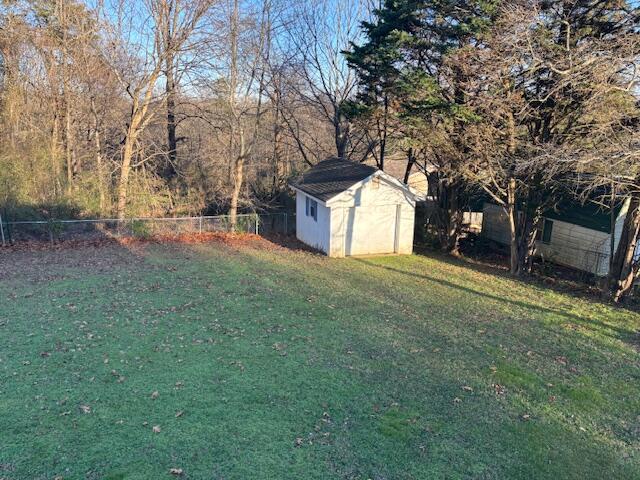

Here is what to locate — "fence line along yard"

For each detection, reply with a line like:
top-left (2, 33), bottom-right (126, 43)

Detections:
top-left (0, 212), bottom-right (292, 246)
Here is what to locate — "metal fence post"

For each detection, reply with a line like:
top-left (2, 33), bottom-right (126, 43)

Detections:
top-left (255, 213), bottom-right (259, 235)
top-left (199, 216), bottom-right (203, 234)
top-left (47, 219), bottom-right (54, 246)
top-left (0, 212), bottom-right (5, 247)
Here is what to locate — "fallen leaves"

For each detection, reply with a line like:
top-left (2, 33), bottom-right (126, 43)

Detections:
top-left (169, 468), bottom-right (183, 476)
top-left (1, 232), bottom-right (267, 253)
top-left (555, 356), bottom-right (568, 366)
top-left (230, 360), bottom-right (245, 372)
top-left (492, 383), bottom-right (506, 396)
top-left (111, 369), bottom-right (126, 383)
top-left (151, 390), bottom-right (159, 400)
top-left (152, 425), bottom-right (161, 433)
top-left (273, 342), bottom-right (288, 356)
top-left (79, 405), bottom-right (91, 414)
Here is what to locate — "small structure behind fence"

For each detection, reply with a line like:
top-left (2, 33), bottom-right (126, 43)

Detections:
top-left (0, 212), bottom-right (293, 246)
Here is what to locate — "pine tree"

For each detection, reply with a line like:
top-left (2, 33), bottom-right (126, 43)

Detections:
top-left (346, 0), bottom-right (498, 254)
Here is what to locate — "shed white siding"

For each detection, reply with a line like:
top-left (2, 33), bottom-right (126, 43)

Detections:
top-left (326, 174), bottom-right (415, 257)
top-left (339, 205), bottom-right (399, 256)
top-left (482, 203), bottom-right (612, 275)
top-left (481, 204), bottom-right (511, 245)
top-left (295, 172), bottom-right (415, 258)
top-left (536, 222), bottom-right (610, 276)
top-left (295, 190), bottom-right (331, 254)
top-left (396, 203), bottom-right (416, 255)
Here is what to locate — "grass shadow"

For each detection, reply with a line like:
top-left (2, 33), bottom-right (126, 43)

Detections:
top-left (353, 256), bottom-right (639, 344)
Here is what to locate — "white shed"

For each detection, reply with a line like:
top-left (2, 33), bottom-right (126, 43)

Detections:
top-left (482, 198), bottom-right (634, 276)
top-left (289, 158), bottom-right (417, 257)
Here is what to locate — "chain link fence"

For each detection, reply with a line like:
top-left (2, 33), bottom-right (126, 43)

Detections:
top-left (0, 212), bottom-right (293, 246)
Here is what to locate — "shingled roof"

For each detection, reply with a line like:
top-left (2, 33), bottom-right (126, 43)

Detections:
top-left (289, 158), bottom-right (378, 202)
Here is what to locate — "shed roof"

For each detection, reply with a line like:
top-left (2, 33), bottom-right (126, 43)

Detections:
top-left (289, 158), bottom-right (378, 202)
top-left (484, 195), bottom-right (625, 233)
top-left (544, 199), bottom-right (623, 233)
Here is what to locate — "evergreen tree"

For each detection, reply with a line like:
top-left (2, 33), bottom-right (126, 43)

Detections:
top-left (346, 0), bottom-right (498, 254)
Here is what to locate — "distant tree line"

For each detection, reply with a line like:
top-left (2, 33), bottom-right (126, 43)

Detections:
top-left (1, 0), bottom-right (639, 301)
top-left (0, 0), bottom-right (373, 227)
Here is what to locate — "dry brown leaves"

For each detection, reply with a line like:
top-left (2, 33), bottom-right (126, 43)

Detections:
top-left (0, 232), bottom-right (271, 253)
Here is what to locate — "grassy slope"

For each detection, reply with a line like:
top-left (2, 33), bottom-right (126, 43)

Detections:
top-left (0, 241), bottom-right (638, 480)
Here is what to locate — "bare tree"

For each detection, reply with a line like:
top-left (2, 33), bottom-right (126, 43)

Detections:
top-left (156, 0), bottom-right (211, 181)
top-left (277, 0), bottom-right (369, 161)
top-left (197, 0), bottom-right (270, 227)
top-left (578, 133), bottom-right (640, 302)
top-left (460, 1), bottom-right (640, 275)
top-left (99, 0), bottom-right (210, 219)
top-left (0, 0), bottom-right (353, 223)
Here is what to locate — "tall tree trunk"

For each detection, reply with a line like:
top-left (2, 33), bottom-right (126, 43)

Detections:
top-left (226, 0), bottom-right (266, 228)
top-left (65, 100), bottom-right (73, 190)
top-left (507, 179), bottom-right (520, 275)
top-left (378, 94), bottom-right (388, 170)
top-left (609, 193), bottom-right (640, 302)
top-left (272, 101), bottom-right (285, 193)
top-left (505, 109), bottom-right (527, 276)
top-left (428, 172), bottom-right (462, 255)
top-left (51, 111), bottom-right (61, 196)
top-left (227, 0), bottom-right (240, 229)
top-left (335, 110), bottom-right (349, 159)
top-left (403, 148), bottom-right (415, 184)
top-left (95, 129), bottom-right (105, 214)
top-left (59, 0), bottom-right (75, 194)
top-left (506, 178), bottom-right (540, 277)
top-left (229, 128), bottom-right (245, 231)
top-left (91, 99), bottom-right (106, 214)
top-left (443, 182), bottom-right (462, 255)
top-left (164, 0), bottom-right (178, 180)
top-left (117, 132), bottom-right (136, 220)
top-left (165, 59), bottom-right (178, 179)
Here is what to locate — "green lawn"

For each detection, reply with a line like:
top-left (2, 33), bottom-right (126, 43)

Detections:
top-left (1, 239), bottom-right (639, 479)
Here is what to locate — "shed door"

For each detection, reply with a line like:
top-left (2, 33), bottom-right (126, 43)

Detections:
top-left (344, 204), bottom-right (399, 256)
